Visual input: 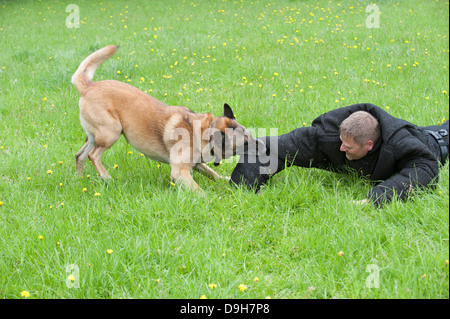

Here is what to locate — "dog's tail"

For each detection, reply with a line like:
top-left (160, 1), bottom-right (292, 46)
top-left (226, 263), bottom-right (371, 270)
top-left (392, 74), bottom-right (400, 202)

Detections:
top-left (71, 45), bottom-right (119, 94)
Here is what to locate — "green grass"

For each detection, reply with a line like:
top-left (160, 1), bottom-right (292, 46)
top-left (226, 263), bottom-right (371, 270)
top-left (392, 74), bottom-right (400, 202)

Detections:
top-left (0, 0), bottom-right (448, 299)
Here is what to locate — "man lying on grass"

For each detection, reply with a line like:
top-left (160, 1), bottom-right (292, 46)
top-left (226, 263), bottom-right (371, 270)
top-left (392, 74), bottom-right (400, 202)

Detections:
top-left (230, 103), bottom-right (449, 208)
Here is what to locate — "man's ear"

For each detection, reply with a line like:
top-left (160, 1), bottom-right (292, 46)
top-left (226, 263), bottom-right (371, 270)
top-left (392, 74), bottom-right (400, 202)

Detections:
top-left (366, 140), bottom-right (374, 151)
top-left (224, 103), bottom-right (235, 120)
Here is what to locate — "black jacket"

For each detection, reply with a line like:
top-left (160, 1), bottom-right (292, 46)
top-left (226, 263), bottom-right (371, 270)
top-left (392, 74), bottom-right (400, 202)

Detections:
top-left (231, 103), bottom-right (441, 207)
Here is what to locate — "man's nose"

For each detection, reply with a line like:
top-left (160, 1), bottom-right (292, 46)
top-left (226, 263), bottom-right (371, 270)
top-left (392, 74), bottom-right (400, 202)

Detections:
top-left (340, 143), bottom-right (347, 152)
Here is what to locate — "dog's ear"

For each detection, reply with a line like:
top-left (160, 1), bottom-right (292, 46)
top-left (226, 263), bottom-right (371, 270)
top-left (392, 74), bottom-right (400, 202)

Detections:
top-left (223, 103), bottom-right (235, 120)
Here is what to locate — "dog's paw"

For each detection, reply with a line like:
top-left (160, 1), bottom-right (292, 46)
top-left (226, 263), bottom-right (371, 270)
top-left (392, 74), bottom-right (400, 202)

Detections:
top-left (350, 199), bottom-right (369, 206)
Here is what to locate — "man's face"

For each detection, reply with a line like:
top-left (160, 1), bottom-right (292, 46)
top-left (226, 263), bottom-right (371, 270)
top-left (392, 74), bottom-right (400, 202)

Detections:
top-left (339, 135), bottom-right (373, 161)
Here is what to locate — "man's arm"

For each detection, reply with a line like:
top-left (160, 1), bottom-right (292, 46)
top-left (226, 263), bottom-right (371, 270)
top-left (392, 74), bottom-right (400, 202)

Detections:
top-left (367, 138), bottom-right (439, 208)
top-left (230, 126), bottom-right (320, 191)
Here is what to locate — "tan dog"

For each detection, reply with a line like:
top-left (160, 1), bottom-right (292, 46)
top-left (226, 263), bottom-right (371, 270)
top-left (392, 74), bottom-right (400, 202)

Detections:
top-left (72, 45), bottom-right (264, 190)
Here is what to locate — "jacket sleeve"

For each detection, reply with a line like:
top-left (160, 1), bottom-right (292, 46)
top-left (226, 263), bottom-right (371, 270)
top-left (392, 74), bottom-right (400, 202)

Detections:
top-left (367, 137), bottom-right (439, 208)
top-left (230, 127), bottom-right (319, 191)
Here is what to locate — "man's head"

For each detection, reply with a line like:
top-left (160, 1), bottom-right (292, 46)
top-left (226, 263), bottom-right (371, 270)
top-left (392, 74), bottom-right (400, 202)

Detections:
top-left (339, 111), bottom-right (380, 160)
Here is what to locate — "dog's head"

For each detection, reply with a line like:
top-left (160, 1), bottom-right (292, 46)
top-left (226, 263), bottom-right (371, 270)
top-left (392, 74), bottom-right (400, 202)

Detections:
top-left (209, 104), bottom-right (266, 166)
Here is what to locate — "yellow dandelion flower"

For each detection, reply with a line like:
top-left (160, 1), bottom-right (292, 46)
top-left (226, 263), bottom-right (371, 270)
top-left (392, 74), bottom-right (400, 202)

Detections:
top-left (67, 275), bottom-right (75, 282)
top-left (254, 277), bottom-right (260, 282)
top-left (0, 201), bottom-right (3, 206)
top-left (208, 283), bottom-right (217, 289)
top-left (338, 251), bottom-right (345, 257)
top-left (46, 170), bottom-right (53, 174)
top-left (82, 188), bottom-right (87, 193)
top-left (106, 249), bottom-right (113, 255)
top-left (38, 235), bottom-right (43, 240)
top-left (238, 283), bottom-right (248, 292)
top-left (94, 192), bottom-right (101, 197)
top-left (445, 259), bottom-right (449, 266)
top-left (20, 290), bottom-right (30, 298)
top-left (200, 295), bottom-right (207, 299)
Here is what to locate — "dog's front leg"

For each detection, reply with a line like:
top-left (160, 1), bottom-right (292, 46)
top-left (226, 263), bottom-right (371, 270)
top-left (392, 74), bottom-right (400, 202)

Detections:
top-left (195, 163), bottom-right (229, 181)
top-left (170, 164), bottom-right (200, 190)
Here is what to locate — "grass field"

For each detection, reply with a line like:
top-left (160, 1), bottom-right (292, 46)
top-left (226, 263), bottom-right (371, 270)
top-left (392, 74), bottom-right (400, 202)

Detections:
top-left (0, 0), bottom-right (448, 299)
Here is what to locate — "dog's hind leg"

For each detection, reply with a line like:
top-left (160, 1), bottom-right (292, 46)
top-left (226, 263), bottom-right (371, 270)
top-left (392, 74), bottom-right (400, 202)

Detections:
top-left (87, 128), bottom-right (122, 180)
top-left (75, 135), bottom-right (94, 175)
top-left (88, 145), bottom-right (111, 179)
